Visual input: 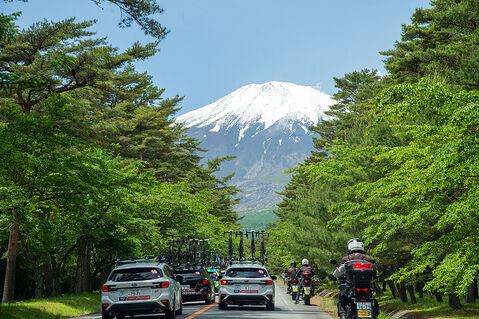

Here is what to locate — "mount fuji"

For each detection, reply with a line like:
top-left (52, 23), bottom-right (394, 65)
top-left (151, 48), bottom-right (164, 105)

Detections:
top-left (177, 81), bottom-right (335, 214)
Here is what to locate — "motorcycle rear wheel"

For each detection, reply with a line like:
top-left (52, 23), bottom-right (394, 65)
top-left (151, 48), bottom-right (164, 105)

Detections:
top-left (304, 294), bottom-right (310, 305)
top-left (292, 292), bottom-right (297, 300)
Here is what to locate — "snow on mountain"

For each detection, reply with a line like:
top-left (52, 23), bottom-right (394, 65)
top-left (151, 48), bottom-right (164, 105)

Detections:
top-left (178, 81), bottom-right (333, 135)
top-left (177, 81), bottom-right (335, 214)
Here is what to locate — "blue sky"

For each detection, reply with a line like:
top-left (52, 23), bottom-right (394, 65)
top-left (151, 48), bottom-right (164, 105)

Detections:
top-left (3, 0), bottom-right (430, 115)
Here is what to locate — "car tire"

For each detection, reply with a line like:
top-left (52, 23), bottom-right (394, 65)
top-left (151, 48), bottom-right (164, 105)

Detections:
top-left (175, 301), bottom-right (183, 315)
top-left (165, 298), bottom-right (176, 319)
top-left (266, 302), bottom-right (275, 311)
top-left (101, 312), bottom-right (114, 319)
top-left (219, 302), bottom-right (227, 310)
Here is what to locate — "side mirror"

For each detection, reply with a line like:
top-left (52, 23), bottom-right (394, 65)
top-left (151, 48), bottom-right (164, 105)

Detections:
top-left (329, 259), bottom-right (337, 265)
top-left (271, 275), bottom-right (277, 280)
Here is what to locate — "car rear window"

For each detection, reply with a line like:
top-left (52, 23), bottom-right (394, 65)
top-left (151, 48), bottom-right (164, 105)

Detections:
top-left (226, 268), bottom-right (268, 278)
top-left (173, 269), bottom-right (205, 280)
top-left (109, 268), bottom-right (163, 282)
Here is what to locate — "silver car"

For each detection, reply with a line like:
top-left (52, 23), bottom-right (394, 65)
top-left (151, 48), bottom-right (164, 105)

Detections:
top-left (218, 263), bottom-right (276, 310)
top-left (101, 261), bottom-right (183, 319)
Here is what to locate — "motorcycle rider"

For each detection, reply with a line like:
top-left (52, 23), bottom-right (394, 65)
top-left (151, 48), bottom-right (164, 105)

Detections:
top-left (286, 261), bottom-right (299, 293)
top-left (295, 258), bottom-right (315, 304)
top-left (333, 239), bottom-right (374, 319)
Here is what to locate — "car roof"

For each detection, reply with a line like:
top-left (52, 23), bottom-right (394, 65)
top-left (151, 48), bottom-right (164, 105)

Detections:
top-left (113, 262), bottom-right (166, 271)
top-left (227, 263), bottom-right (265, 269)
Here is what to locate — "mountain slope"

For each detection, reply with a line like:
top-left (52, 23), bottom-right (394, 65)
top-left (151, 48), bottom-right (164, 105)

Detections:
top-left (178, 81), bottom-right (334, 214)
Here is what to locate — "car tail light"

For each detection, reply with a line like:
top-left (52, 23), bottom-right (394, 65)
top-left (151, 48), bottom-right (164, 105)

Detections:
top-left (220, 280), bottom-right (232, 285)
top-left (153, 281), bottom-right (169, 288)
top-left (353, 263), bottom-right (372, 269)
top-left (161, 300), bottom-right (169, 306)
top-left (101, 285), bottom-right (110, 292)
top-left (356, 288), bottom-right (369, 292)
top-left (261, 280), bottom-right (273, 286)
top-left (102, 303), bottom-right (109, 310)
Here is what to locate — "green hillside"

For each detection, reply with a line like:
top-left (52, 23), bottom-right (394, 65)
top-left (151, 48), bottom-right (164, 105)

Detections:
top-left (239, 209), bottom-right (278, 231)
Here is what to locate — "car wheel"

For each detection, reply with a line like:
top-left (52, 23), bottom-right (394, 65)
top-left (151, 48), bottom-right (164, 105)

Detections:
top-left (165, 298), bottom-right (176, 319)
top-left (219, 302), bottom-right (227, 310)
top-left (175, 301), bottom-right (183, 315)
top-left (101, 312), bottom-right (114, 319)
top-left (266, 302), bottom-right (275, 311)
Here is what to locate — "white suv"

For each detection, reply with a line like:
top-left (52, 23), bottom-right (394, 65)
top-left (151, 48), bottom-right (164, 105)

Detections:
top-left (101, 261), bottom-right (182, 319)
top-left (218, 263), bottom-right (276, 310)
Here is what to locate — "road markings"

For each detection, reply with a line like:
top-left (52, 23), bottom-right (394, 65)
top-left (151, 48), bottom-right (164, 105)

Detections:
top-left (185, 302), bottom-right (216, 319)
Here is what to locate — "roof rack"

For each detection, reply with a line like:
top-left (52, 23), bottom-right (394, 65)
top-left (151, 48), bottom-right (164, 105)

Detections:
top-left (115, 256), bottom-right (167, 265)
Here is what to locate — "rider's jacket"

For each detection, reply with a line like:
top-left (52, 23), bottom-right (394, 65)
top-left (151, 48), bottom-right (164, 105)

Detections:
top-left (296, 265), bottom-right (315, 280)
top-left (333, 253), bottom-right (374, 278)
top-left (287, 267), bottom-right (299, 278)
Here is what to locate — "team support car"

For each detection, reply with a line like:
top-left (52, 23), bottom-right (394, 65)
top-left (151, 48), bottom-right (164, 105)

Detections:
top-left (172, 266), bottom-right (216, 304)
top-left (218, 263), bottom-right (276, 310)
top-left (101, 259), bottom-right (183, 319)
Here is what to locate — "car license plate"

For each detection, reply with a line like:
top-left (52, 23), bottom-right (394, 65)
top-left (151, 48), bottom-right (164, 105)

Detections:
top-left (357, 302), bottom-right (372, 318)
top-left (234, 289), bottom-right (259, 293)
top-left (182, 288), bottom-right (196, 295)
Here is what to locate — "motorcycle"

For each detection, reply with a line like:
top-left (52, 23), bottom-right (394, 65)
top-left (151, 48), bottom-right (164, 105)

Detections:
top-left (291, 278), bottom-right (299, 301)
top-left (301, 276), bottom-right (313, 305)
top-left (329, 259), bottom-right (379, 319)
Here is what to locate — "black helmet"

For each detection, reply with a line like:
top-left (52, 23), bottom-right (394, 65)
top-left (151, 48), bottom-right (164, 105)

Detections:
top-left (290, 261), bottom-right (296, 267)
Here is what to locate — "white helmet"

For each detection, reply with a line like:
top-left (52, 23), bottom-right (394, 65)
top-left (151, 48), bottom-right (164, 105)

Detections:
top-left (347, 238), bottom-right (364, 253)
top-left (301, 258), bottom-right (309, 266)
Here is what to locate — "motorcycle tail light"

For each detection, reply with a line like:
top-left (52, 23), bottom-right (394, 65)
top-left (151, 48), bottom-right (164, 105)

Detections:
top-left (356, 288), bottom-right (369, 292)
top-left (353, 263), bottom-right (372, 269)
top-left (304, 280), bottom-right (310, 284)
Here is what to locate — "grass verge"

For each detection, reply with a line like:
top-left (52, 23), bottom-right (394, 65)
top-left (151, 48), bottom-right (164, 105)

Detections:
top-left (376, 290), bottom-right (479, 319)
top-left (0, 291), bottom-right (100, 319)
top-left (316, 283), bottom-right (479, 319)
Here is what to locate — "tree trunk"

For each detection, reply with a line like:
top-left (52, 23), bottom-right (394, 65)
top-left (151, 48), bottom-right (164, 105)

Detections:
top-left (397, 282), bottom-right (408, 302)
top-left (407, 285), bottom-right (417, 304)
top-left (386, 281), bottom-right (398, 298)
top-left (2, 210), bottom-right (20, 303)
top-left (434, 291), bottom-right (443, 302)
top-left (33, 263), bottom-right (43, 299)
top-left (416, 281), bottom-right (424, 298)
top-left (43, 262), bottom-right (53, 297)
top-left (382, 281), bottom-right (387, 292)
top-left (75, 238), bottom-right (91, 294)
top-left (448, 293), bottom-right (462, 309)
top-left (466, 278), bottom-right (478, 303)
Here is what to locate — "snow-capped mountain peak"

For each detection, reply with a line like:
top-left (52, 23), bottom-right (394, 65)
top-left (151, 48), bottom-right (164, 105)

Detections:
top-left (177, 81), bottom-right (334, 131)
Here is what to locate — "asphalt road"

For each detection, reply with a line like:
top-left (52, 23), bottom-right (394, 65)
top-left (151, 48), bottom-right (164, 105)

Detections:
top-left (73, 283), bottom-right (333, 319)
